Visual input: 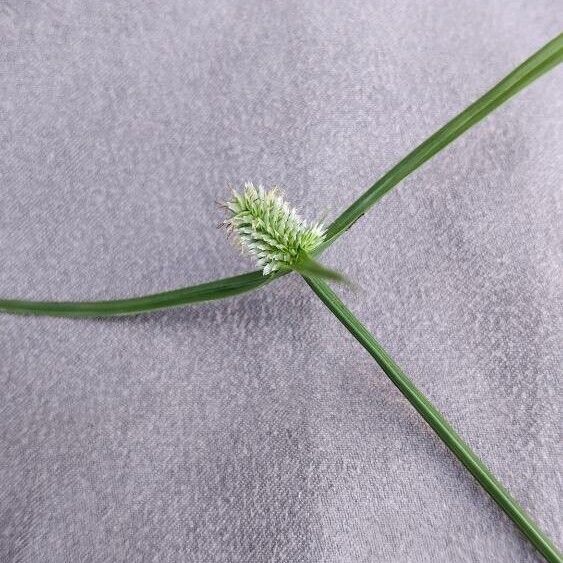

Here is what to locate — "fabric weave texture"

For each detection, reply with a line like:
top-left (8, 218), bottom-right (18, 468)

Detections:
top-left (0, 1), bottom-right (561, 561)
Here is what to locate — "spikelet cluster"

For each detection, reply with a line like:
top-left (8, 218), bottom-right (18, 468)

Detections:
top-left (223, 183), bottom-right (326, 275)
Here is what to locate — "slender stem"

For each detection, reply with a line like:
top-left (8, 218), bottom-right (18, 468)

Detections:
top-left (304, 275), bottom-right (562, 562)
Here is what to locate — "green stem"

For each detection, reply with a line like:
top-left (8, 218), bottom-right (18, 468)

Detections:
top-left (304, 275), bottom-right (562, 563)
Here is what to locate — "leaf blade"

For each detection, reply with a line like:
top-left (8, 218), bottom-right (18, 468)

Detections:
top-left (323, 33), bottom-right (563, 242)
top-left (293, 254), bottom-right (348, 284)
top-left (1, 35), bottom-right (561, 317)
top-left (0, 270), bottom-right (277, 317)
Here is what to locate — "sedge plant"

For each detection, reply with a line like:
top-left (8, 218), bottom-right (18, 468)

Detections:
top-left (1, 34), bottom-right (562, 561)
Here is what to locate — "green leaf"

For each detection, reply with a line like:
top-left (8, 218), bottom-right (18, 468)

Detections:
top-left (303, 275), bottom-right (562, 563)
top-left (1, 34), bottom-right (561, 317)
top-left (0, 270), bottom-right (278, 317)
top-left (292, 254), bottom-right (348, 284)
top-left (323, 33), bottom-right (563, 243)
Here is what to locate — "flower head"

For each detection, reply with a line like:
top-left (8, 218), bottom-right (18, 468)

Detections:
top-left (223, 183), bottom-right (326, 275)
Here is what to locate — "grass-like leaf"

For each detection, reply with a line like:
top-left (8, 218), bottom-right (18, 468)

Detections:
top-left (303, 275), bottom-right (562, 563)
top-left (0, 34), bottom-right (561, 317)
top-left (0, 271), bottom-right (275, 317)
top-left (293, 254), bottom-right (348, 284)
top-left (323, 33), bottom-right (563, 242)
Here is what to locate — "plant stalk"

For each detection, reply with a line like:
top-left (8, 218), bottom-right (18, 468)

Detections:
top-left (304, 275), bottom-right (562, 562)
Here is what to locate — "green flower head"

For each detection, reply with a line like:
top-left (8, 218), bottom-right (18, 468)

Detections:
top-left (223, 183), bottom-right (326, 275)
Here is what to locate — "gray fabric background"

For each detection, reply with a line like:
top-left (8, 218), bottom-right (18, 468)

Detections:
top-left (0, 1), bottom-right (561, 561)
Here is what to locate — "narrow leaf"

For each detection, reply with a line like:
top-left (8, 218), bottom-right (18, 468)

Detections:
top-left (0, 270), bottom-right (277, 317)
top-left (1, 35), bottom-right (560, 317)
top-left (323, 33), bottom-right (563, 243)
top-left (293, 254), bottom-right (347, 283)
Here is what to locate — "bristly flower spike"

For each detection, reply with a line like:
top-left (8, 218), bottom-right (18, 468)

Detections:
top-left (223, 183), bottom-right (344, 282)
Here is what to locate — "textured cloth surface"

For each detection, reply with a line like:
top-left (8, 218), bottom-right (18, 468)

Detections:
top-left (0, 1), bottom-right (561, 561)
